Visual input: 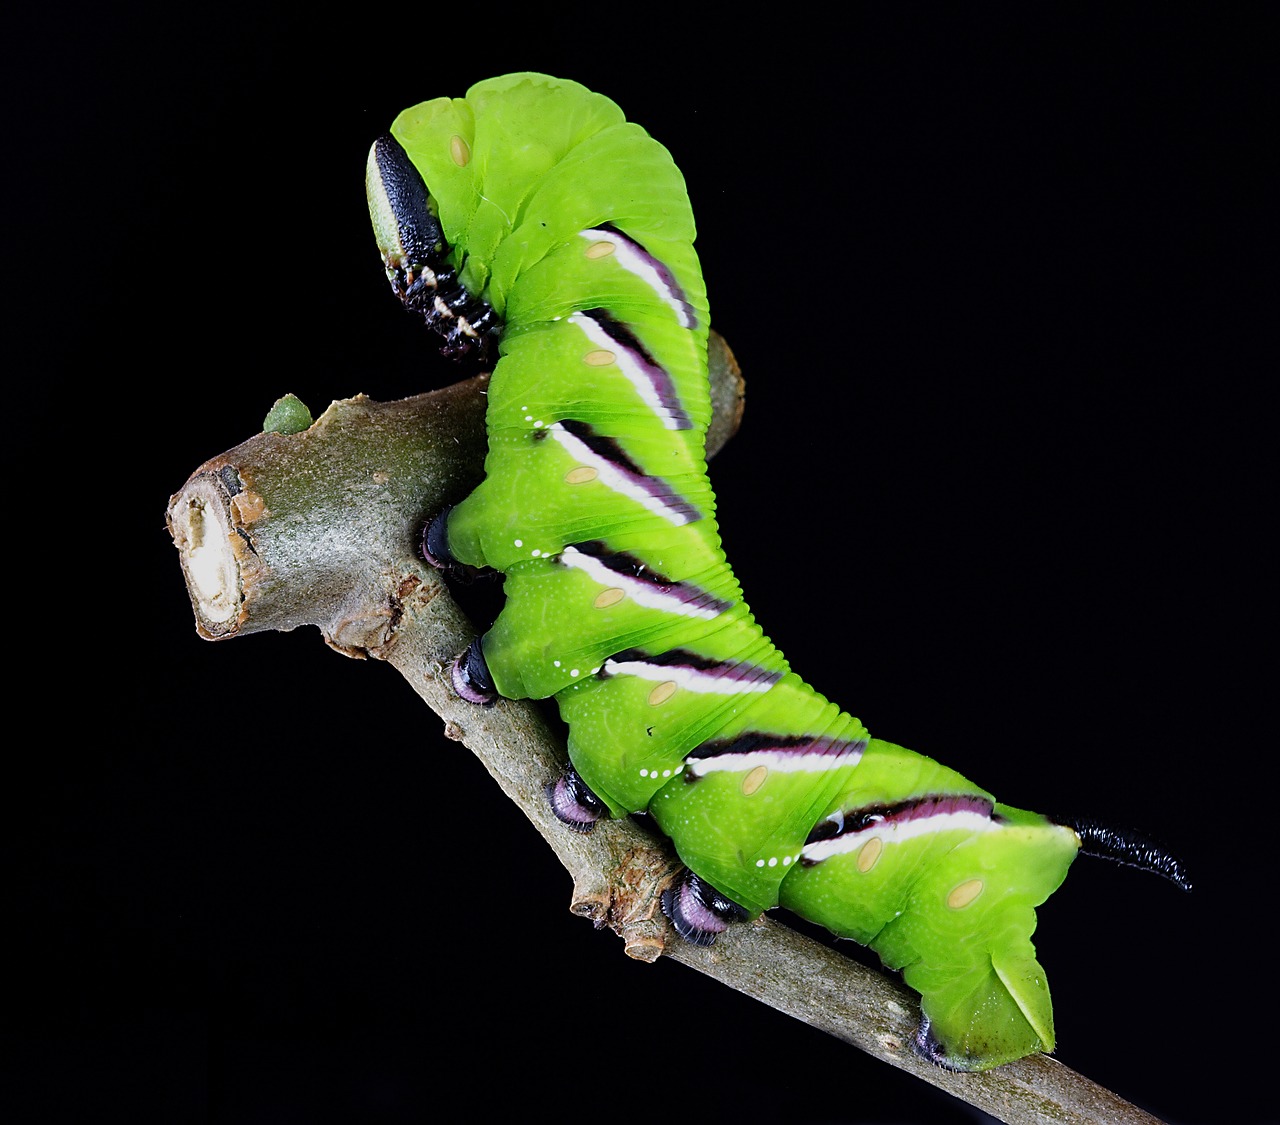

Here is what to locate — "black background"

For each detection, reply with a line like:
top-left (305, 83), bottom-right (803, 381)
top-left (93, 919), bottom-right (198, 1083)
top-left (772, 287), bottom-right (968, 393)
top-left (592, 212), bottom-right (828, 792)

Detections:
top-left (7, 7), bottom-right (1271, 1124)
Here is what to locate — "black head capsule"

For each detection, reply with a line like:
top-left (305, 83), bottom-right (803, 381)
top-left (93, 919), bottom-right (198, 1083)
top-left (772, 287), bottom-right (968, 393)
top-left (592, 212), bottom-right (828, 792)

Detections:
top-left (365, 135), bottom-right (502, 362)
top-left (366, 134), bottom-right (445, 279)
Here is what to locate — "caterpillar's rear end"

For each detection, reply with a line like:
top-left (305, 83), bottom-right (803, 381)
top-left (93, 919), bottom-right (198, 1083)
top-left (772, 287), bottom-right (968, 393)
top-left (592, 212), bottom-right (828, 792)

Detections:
top-left (367, 72), bottom-right (1187, 1073)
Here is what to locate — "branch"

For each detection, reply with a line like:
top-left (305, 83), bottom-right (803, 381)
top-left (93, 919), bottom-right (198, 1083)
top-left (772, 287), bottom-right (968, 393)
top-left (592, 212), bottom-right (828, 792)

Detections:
top-left (165, 333), bottom-right (1161, 1125)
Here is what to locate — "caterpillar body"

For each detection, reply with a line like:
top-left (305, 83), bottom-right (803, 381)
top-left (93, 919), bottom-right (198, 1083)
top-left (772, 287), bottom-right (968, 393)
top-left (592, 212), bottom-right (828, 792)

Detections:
top-left (365, 72), bottom-right (1188, 1071)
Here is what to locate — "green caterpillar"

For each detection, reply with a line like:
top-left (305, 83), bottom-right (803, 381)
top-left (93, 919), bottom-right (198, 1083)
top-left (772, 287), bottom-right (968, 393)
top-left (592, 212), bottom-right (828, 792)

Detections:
top-left (365, 72), bottom-right (1189, 1071)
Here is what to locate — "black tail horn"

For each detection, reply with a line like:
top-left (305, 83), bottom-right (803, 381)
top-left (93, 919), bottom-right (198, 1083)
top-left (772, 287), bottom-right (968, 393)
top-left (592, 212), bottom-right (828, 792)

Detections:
top-left (1056, 815), bottom-right (1193, 892)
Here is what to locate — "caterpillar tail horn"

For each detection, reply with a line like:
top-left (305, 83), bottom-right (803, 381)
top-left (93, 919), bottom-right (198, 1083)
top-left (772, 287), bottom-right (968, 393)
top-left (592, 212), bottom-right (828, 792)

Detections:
top-left (1056, 815), bottom-right (1193, 892)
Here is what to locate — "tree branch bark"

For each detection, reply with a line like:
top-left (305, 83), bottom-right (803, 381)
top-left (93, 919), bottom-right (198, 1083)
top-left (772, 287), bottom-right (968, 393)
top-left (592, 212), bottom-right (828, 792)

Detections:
top-left (165, 333), bottom-right (1163, 1125)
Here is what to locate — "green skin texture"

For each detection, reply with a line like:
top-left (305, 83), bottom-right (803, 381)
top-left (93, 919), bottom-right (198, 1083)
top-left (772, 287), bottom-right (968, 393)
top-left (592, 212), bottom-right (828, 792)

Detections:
top-left (383, 73), bottom-right (1081, 1071)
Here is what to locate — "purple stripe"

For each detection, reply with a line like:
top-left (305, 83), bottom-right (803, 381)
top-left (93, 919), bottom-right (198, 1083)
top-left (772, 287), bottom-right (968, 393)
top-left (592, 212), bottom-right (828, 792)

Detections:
top-left (690, 732), bottom-right (869, 763)
top-left (561, 541), bottom-right (733, 616)
top-left (558, 420), bottom-right (702, 524)
top-left (578, 309), bottom-right (694, 431)
top-left (602, 648), bottom-right (783, 687)
top-left (805, 794), bottom-right (996, 847)
top-left (592, 222), bottom-right (699, 329)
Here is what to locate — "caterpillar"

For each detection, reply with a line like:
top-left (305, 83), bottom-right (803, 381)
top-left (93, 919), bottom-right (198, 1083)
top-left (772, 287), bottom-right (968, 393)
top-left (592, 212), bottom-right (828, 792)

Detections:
top-left (365, 72), bottom-right (1189, 1072)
